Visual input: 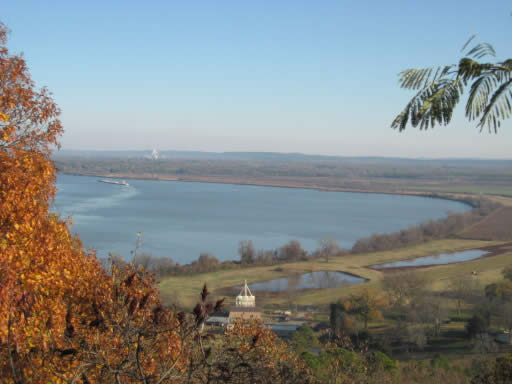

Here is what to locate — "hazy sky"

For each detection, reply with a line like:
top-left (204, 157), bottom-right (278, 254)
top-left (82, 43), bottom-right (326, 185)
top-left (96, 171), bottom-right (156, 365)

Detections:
top-left (3, 1), bottom-right (511, 158)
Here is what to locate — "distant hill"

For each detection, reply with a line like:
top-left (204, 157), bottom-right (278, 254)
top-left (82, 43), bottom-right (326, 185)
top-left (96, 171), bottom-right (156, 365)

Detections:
top-left (53, 150), bottom-right (512, 168)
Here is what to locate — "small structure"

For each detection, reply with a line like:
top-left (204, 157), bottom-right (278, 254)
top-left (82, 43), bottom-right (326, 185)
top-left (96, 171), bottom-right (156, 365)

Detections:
top-left (235, 280), bottom-right (256, 307)
top-left (205, 281), bottom-right (263, 329)
top-left (204, 312), bottom-right (229, 328)
top-left (228, 280), bottom-right (263, 324)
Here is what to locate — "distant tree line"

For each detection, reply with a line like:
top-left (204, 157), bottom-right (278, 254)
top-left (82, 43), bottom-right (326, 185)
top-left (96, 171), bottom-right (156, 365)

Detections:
top-left (116, 239), bottom-right (315, 278)
top-left (55, 155), bottom-right (512, 185)
top-left (351, 196), bottom-right (500, 254)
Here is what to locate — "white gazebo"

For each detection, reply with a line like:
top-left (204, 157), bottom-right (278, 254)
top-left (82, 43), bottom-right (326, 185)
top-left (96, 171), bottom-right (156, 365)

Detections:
top-left (235, 280), bottom-right (256, 308)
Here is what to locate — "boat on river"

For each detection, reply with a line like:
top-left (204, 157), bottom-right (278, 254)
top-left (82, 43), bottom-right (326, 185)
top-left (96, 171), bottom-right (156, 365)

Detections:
top-left (98, 179), bottom-right (130, 186)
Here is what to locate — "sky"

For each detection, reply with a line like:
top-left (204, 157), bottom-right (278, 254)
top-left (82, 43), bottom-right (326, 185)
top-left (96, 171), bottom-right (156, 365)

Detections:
top-left (2, 1), bottom-right (511, 158)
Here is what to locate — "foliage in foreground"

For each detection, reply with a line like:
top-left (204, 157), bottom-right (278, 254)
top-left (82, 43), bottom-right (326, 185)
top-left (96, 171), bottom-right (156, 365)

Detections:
top-left (393, 36), bottom-right (511, 133)
top-left (0, 22), bottom-right (309, 383)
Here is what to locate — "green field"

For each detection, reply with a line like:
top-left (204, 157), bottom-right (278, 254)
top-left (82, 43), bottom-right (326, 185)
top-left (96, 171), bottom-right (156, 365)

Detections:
top-left (158, 239), bottom-right (507, 308)
top-left (401, 185), bottom-right (512, 197)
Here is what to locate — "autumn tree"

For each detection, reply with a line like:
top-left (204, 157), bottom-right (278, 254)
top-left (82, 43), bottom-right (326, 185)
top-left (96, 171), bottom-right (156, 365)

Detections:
top-left (329, 301), bottom-right (356, 340)
top-left (0, 22), bottom-right (193, 383)
top-left (0, 22), bottom-right (313, 383)
top-left (0, 21), bottom-right (112, 382)
top-left (278, 240), bottom-right (307, 262)
top-left (187, 319), bottom-right (312, 384)
top-left (344, 289), bottom-right (388, 332)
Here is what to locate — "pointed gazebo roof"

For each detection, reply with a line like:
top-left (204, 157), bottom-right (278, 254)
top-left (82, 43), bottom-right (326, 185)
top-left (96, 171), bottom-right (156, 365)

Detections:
top-left (235, 280), bottom-right (255, 308)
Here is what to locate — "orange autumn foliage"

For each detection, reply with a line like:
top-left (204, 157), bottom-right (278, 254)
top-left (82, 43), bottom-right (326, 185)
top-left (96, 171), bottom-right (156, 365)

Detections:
top-left (0, 21), bottom-right (102, 380)
top-left (206, 320), bottom-right (311, 383)
top-left (0, 23), bottom-right (188, 383)
top-left (0, 21), bottom-right (311, 383)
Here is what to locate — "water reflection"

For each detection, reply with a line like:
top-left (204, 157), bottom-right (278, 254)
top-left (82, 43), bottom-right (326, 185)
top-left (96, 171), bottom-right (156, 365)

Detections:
top-left (240, 271), bottom-right (365, 292)
top-left (372, 249), bottom-right (488, 269)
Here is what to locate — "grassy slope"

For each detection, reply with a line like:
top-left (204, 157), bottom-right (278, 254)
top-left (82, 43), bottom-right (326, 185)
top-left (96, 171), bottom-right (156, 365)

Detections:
top-left (459, 207), bottom-right (512, 240)
top-left (158, 239), bottom-right (503, 308)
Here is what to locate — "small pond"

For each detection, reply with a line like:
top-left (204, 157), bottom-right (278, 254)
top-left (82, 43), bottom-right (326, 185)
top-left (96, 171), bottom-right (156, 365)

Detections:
top-left (270, 324), bottom-right (299, 332)
top-left (238, 271), bottom-right (365, 292)
top-left (371, 249), bottom-right (489, 269)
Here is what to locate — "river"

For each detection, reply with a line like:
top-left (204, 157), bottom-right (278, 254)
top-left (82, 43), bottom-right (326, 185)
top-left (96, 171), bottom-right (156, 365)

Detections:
top-left (54, 174), bottom-right (470, 263)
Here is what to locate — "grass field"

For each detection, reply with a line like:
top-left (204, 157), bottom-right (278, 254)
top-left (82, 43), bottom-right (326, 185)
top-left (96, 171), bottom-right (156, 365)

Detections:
top-left (460, 207), bottom-right (512, 241)
top-left (158, 238), bottom-right (507, 308)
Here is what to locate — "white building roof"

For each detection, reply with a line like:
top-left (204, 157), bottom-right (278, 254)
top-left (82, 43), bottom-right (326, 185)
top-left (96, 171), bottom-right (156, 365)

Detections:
top-left (236, 280), bottom-right (256, 307)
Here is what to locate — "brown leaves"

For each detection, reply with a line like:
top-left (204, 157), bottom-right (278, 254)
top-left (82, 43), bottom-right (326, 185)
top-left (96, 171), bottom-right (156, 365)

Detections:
top-left (193, 303), bottom-right (205, 325)
top-left (0, 24), bottom-right (62, 154)
top-left (201, 283), bottom-right (209, 302)
top-left (192, 320), bottom-right (312, 383)
top-left (123, 272), bottom-right (136, 287)
top-left (193, 284), bottom-right (225, 327)
top-left (64, 309), bottom-right (75, 338)
top-left (214, 298), bottom-right (225, 313)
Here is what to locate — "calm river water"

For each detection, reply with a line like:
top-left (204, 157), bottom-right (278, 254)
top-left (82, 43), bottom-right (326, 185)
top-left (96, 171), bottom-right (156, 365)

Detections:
top-left (54, 174), bottom-right (470, 263)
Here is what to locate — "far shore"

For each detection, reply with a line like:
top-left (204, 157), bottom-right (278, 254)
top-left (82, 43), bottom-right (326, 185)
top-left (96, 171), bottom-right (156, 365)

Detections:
top-left (60, 171), bottom-right (486, 207)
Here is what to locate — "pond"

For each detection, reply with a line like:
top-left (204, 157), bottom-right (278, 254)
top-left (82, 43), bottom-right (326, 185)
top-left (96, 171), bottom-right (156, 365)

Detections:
top-left (270, 324), bottom-right (299, 332)
top-left (238, 271), bottom-right (365, 292)
top-left (371, 249), bottom-right (489, 269)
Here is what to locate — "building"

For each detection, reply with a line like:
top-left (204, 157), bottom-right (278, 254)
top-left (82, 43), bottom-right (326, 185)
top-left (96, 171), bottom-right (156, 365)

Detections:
top-left (205, 280), bottom-right (263, 328)
top-left (203, 281), bottom-right (307, 339)
top-left (229, 280), bottom-right (263, 324)
top-left (235, 280), bottom-right (256, 307)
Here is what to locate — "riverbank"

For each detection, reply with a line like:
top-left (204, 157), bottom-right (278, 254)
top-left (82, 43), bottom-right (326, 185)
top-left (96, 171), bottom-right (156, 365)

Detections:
top-left (61, 171), bottom-right (494, 208)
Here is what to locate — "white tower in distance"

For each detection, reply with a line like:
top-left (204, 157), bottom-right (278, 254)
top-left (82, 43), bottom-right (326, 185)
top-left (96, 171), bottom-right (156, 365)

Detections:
top-left (236, 280), bottom-right (255, 308)
top-left (151, 149), bottom-right (159, 160)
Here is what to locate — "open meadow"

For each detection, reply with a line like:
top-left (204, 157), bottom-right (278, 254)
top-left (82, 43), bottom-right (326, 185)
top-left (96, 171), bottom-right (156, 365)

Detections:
top-left (158, 238), bottom-right (509, 308)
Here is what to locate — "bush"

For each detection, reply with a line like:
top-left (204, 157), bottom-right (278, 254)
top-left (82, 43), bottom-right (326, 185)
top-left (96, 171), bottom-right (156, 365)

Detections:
top-left (369, 351), bottom-right (397, 373)
top-left (471, 353), bottom-right (512, 384)
top-left (466, 314), bottom-right (490, 338)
